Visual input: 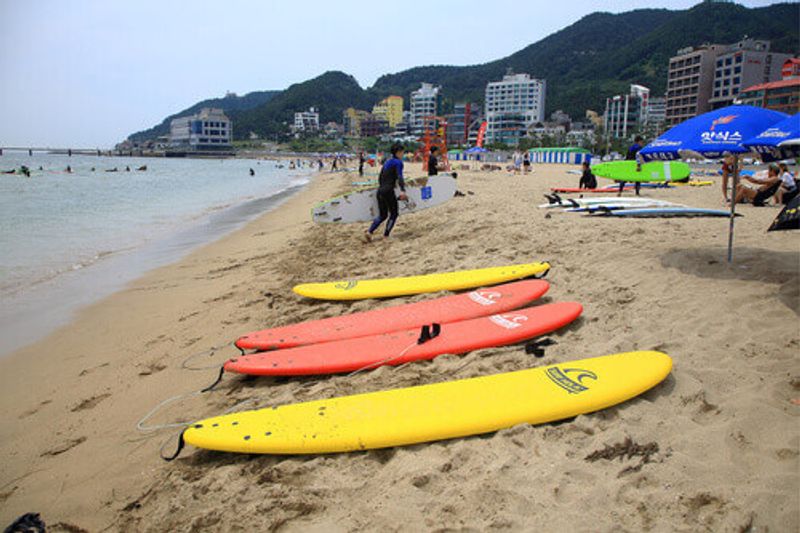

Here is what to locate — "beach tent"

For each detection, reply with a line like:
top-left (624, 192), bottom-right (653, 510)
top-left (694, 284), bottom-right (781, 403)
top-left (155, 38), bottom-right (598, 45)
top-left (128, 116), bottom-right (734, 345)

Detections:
top-left (528, 147), bottom-right (592, 165)
top-left (464, 146), bottom-right (488, 161)
top-left (640, 104), bottom-right (788, 263)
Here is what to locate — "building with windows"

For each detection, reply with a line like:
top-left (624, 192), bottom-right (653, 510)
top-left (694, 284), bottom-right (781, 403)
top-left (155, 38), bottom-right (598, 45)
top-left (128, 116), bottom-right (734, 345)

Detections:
top-left (372, 96), bottom-right (404, 128)
top-left (604, 84), bottom-right (649, 139)
top-left (737, 58), bottom-right (800, 113)
top-left (484, 72), bottom-right (546, 145)
top-left (445, 103), bottom-right (482, 147)
top-left (359, 115), bottom-right (390, 137)
top-left (666, 40), bottom-right (793, 126)
top-left (169, 108), bottom-right (232, 150)
top-left (342, 108), bottom-right (370, 136)
top-left (665, 44), bottom-right (722, 127)
top-left (292, 107), bottom-right (320, 133)
top-left (708, 39), bottom-right (792, 110)
top-left (410, 83), bottom-right (441, 135)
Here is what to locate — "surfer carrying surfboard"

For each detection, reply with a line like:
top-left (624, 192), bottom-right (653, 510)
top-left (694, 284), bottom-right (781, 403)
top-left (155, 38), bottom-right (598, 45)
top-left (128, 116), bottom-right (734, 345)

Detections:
top-left (618, 136), bottom-right (644, 197)
top-left (365, 143), bottom-right (408, 241)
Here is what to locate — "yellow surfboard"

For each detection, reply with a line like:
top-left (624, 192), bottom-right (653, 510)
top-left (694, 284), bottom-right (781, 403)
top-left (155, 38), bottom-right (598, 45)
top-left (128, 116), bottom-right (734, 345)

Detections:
top-left (292, 262), bottom-right (551, 300)
top-left (673, 180), bottom-right (714, 187)
top-left (182, 351), bottom-right (672, 454)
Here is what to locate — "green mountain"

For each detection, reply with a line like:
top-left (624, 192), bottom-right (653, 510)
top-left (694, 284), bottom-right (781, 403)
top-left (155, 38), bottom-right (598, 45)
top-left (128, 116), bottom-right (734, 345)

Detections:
top-left (127, 90), bottom-right (280, 142)
top-left (229, 71), bottom-right (375, 139)
top-left (128, 1), bottom-right (798, 142)
top-left (370, 1), bottom-right (799, 118)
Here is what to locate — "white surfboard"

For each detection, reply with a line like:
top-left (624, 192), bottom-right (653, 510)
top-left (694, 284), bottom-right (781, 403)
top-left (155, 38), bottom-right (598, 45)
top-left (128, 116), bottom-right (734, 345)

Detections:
top-left (537, 196), bottom-right (676, 209)
top-left (312, 174), bottom-right (457, 224)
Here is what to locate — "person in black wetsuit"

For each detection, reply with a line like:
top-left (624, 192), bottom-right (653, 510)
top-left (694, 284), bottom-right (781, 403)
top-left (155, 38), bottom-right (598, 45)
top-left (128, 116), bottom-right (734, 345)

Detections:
top-left (365, 143), bottom-right (407, 240)
top-left (618, 135), bottom-right (644, 197)
top-left (358, 151), bottom-right (365, 177)
top-left (428, 146), bottom-right (439, 176)
top-left (579, 161), bottom-right (596, 189)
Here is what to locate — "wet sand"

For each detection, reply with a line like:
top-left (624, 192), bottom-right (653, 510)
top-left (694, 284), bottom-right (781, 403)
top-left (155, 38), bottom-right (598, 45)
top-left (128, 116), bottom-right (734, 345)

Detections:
top-left (0, 163), bottom-right (797, 532)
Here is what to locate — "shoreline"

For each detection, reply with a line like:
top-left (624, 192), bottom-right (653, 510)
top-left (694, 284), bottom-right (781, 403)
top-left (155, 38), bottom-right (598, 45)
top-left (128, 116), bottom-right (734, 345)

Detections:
top-left (1, 163), bottom-right (797, 531)
top-left (0, 169), bottom-right (313, 358)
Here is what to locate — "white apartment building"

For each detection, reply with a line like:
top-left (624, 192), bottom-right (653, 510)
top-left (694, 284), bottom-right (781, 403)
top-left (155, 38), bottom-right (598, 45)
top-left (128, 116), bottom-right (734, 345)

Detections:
top-left (484, 73), bottom-right (546, 145)
top-left (293, 107), bottom-right (320, 132)
top-left (603, 84), bottom-right (650, 139)
top-left (410, 83), bottom-right (441, 135)
top-left (170, 108), bottom-right (232, 150)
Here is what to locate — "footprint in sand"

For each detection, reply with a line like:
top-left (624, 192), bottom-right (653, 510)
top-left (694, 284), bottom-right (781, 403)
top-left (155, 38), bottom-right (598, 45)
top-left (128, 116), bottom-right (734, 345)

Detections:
top-left (40, 436), bottom-right (87, 457)
top-left (70, 392), bottom-right (111, 412)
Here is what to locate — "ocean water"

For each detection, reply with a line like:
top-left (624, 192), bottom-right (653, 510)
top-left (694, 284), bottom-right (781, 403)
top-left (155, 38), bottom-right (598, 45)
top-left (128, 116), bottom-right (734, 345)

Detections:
top-left (0, 152), bottom-right (311, 355)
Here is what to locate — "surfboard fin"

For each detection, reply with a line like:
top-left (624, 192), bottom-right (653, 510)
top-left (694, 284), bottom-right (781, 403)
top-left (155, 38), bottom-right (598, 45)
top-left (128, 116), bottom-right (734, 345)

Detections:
top-left (417, 323), bottom-right (441, 344)
top-left (525, 338), bottom-right (556, 357)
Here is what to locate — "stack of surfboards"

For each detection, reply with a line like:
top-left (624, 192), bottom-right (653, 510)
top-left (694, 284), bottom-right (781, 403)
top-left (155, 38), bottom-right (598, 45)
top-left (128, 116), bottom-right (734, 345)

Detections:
top-left (539, 194), bottom-right (731, 218)
top-left (169, 262), bottom-right (672, 456)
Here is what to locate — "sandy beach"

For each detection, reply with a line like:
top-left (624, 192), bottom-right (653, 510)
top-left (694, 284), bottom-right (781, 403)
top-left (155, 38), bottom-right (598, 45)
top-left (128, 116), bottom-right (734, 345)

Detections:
top-left (0, 163), bottom-right (797, 532)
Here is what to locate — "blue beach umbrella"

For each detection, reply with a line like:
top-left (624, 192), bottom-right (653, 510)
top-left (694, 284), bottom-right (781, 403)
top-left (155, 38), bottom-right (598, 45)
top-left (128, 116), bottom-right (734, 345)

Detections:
top-left (640, 105), bottom-right (789, 262)
top-left (742, 113), bottom-right (800, 162)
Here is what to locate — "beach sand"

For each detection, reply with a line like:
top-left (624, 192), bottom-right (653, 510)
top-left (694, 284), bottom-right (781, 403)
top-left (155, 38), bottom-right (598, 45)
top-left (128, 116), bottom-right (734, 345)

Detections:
top-left (1, 163), bottom-right (797, 532)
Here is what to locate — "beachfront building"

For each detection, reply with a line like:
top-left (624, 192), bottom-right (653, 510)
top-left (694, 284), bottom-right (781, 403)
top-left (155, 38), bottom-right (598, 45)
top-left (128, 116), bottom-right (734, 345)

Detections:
top-left (737, 58), bottom-right (800, 113)
top-left (666, 39), bottom-right (793, 126)
top-left (445, 103), bottom-right (482, 147)
top-left (342, 108), bottom-right (370, 136)
top-left (603, 84), bottom-right (649, 139)
top-left (665, 44), bottom-right (722, 128)
top-left (410, 83), bottom-right (442, 136)
top-left (359, 115), bottom-right (390, 137)
top-left (708, 39), bottom-right (793, 110)
top-left (484, 72), bottom-right (546, 145)
top-left (169, 108), bottom-right (232, 150)
top-left (372, 96), bottom-right (404, 128)
top-left (292, 108), bottom-right (320, 133)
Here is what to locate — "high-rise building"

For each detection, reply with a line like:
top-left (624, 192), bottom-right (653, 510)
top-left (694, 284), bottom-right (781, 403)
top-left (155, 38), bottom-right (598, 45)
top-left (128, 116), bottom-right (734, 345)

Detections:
top-left (708, 39), bottom-right (793, 109)
top-left (665, 44), bottom-right (722, 128)
top-left (292, 107), bottom-right (319, 132)
top-left (666, 39), bottom-right (793, 127)
top-left (484, 72), bottom-right (546, 145)
top-left (410, 83), bottom-right (441, 135)
top-left (170, 108), bottom-right (232, 150)
top-left (603, 84), bottom-right (649, 139)
top-left (445, 103), bottom-right (482, 146)
top-left (372, 96), bottom-right (404, 128)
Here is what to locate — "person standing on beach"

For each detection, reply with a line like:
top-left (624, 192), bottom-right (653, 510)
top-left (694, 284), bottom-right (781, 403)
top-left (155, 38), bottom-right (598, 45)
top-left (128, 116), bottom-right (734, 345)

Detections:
top-left (720, 155), bottom-right (736, 203)
top-left (358, 151), bottom-right (365, 177)
top-left (522, 151), bottom-right (531, 174)
top-left (365, 143), bottom-right (407, 241)
top-left (579, 161), bottom-right (596, 189)
top-left (618, 135), bottom-right (644, 196)
top-left (427, 146), bottom-right (439, 176)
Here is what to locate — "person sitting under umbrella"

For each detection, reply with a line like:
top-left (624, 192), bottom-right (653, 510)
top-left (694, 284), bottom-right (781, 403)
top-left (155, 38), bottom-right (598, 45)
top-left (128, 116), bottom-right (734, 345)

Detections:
top-left (775, 162), bottom-right (798, 205)
top-left (734, 164), bottom-right (782, 206)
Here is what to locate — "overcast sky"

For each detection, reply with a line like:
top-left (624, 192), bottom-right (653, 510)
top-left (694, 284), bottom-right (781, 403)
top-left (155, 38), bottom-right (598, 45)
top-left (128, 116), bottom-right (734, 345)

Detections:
top-left (0, 0), bottom-right (781, 148)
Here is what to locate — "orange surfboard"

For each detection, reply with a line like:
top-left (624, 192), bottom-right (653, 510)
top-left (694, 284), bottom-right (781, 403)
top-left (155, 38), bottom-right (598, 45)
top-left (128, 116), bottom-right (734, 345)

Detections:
top-left (225, 302), bottom-right (582, 376)
top-left (235, 280), bottom-right (550, 351)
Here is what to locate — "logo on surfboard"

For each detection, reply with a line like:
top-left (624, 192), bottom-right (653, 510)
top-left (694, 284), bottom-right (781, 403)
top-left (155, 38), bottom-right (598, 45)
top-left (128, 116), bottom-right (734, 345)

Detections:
top-left (334, 281), bottom-right (358, 291)
top-left (545, 367), bottom-right (598, 394)
top-left (489, 313), bottom-right (528, 329)
top-left (468, 290), bottom-right (502, 306)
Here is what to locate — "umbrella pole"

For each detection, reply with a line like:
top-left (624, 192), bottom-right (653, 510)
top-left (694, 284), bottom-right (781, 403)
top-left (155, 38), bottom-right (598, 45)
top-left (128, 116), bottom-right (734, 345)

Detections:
top-left (727, 156), bottom-right (739, 263)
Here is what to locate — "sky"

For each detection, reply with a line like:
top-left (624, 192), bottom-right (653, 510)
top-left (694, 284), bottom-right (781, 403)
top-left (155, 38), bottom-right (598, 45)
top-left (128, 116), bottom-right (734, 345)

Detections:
top-left (0, 0), bottom-right (783, 148)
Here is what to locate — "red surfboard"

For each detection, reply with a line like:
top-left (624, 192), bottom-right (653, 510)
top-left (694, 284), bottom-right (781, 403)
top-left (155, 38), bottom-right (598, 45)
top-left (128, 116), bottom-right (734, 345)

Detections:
top-left (551, 186), bottom-right (633, 193)
top-left (235, 280), bottom-right (550, 351)
top-left (225, 302), bottom-right (582, 376)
